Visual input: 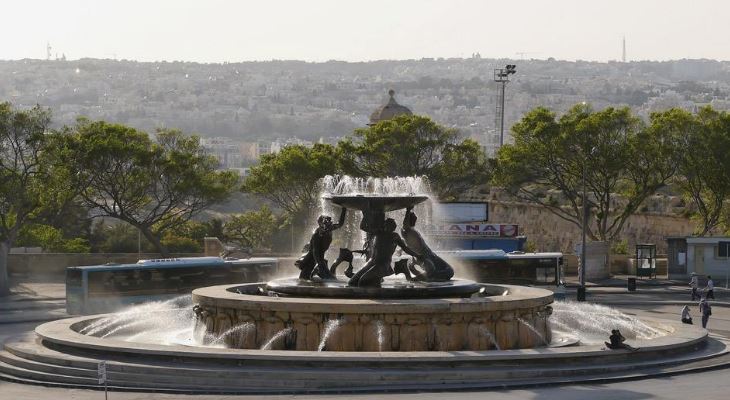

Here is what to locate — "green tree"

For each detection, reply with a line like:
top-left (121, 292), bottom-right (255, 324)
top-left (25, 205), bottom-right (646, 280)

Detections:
top-left (668, 107), bottom-right (730, 235)
top-left (242, 144), bottom-right (341, 218)
top-left (493, 104), bottom-right (677, 242)
top-left (16, 224), bottom-right (91, 253)
top-left (223, 206), bottom-right (276, 249)
top-left (58, 121), bottom-right (238, 256)
top-left (91, 222), bottom-right (154, 253)
top-left (0, 103), bottom-right (76, 295)
top-left (338, 114), bottom-right (490, 199)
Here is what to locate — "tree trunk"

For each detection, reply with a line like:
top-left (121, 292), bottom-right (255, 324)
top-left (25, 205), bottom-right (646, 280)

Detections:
top-left (0, 241), bottom-right (11, 297)
top-left (138, 226), bottom-right (170, 258)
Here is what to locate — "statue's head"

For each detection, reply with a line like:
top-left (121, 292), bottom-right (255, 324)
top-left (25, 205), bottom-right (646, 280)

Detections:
top-left (407, 212), bottom-right (418, 227)
top-left (384, 218), bottom-right (397, 232)
top-left (317, 215), bottom-right (333, 230)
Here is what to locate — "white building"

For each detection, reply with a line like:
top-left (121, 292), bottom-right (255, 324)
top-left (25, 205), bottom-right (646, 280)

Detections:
top-left (667, 236), bottom-right (730, 280)
top-left (200, 137), bottom-right (243, 169)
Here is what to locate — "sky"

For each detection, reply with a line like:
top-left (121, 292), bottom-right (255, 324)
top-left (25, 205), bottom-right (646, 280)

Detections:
top-left (2, 0), bottom-right (729, 63)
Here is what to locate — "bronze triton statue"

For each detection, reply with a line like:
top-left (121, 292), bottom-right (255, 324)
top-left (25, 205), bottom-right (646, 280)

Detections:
top-left (347, 218), bottom-right (422, 287)
top-left (295, 207), bottom-right (346, 280)
top-left (397, 207), bottom-right (454, 282)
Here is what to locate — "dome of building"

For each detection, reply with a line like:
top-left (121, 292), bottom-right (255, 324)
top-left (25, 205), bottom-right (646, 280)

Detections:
top-left (368, 89), bottom-right (412, 125)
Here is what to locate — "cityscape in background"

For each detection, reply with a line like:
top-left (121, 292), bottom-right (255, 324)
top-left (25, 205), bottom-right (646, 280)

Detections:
top-left (3, 56), bottom-right (730, 169)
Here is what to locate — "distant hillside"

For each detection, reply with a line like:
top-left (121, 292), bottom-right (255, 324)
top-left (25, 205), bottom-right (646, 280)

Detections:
top-left (1, 58), bottom-right (729, 143)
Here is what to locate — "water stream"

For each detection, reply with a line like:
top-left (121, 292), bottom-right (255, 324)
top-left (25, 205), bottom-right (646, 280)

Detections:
top-left (81, 295), bottom-right (668, 351)
top-left (260, 328), bottom-right (293, 350)
top-left (374, 320), bottom-right (385, 351)
top-left (317, 320), bottom-right (343, 351)
top-left (516, 317), bottom-right (549, 346)
top-left (209, 322), bottom-right (255, 346)
top-left (548, 301), bottom-right (664, 344)
top-left (478, 326), bottom-right (501, 350)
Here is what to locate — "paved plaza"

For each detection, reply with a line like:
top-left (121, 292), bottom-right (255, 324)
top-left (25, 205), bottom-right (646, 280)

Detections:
top-left (1, 280), bottom-right (729, 400)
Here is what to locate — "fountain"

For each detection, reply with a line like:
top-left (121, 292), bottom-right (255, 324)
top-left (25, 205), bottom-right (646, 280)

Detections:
top-left (191, 176), bottom-right (551, 351)
top-left (0, 176), bottom-right (723, 393)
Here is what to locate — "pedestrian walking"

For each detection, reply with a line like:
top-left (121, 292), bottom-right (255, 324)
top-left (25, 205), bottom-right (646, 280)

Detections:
top-left (699, 298), bottom-right (712, 329)
top-left (681, 305), bottom-right (693, 324)
top-left (690, 273), bottom-right (699, 301)
top-left (706, 275), bottom-right (715, 300)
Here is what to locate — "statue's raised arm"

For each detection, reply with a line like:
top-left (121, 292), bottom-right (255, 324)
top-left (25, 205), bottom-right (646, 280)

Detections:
top-left (332, 207), bottom-right (346, 230)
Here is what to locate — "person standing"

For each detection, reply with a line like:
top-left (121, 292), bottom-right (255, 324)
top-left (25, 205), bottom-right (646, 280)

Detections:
top-left (699, 298), bottom-right (712, 329)
top-left (706, 275), bottom-right (715, 300)
top-left (690, 273), bottom-right (699, 301)
top-left (681, 305), bottom-right (693, 324)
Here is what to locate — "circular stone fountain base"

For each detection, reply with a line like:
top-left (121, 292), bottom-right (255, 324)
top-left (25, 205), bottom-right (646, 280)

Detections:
top-left (194, 283), bottom-right (552, 351)
top-left (264, 277), bottom-right (483, 299)
top-left (0, 314), bottom-right (723, 394)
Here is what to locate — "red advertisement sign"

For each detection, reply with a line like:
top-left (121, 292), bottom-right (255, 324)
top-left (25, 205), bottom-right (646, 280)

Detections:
top-left (425, 224), bottom-right (518, 237)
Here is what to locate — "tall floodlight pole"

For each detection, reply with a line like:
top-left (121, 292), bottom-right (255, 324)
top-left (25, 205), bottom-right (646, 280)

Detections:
top-left (494, 65), bottom-right (517, 148)
top-left (579, 157), bottom-right (587, 301)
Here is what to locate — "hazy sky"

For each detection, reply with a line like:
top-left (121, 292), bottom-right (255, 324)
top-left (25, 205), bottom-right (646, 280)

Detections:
top-left (3, 0), bottom-right (728, 63)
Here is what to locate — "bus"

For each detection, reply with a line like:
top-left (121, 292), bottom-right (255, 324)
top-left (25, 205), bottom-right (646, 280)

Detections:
top-left (66, 257), bottom-right (278, 315)
top-left (438, 250), bottom-right (563, 286)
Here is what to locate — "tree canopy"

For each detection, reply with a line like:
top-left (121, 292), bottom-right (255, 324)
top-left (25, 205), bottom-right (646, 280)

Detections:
top-left (57, 120), bottom-right (238, 256)
top-left (0, 103), bottom-right (75, 295)
top-left (241, 143), bottom-right (341, 219)
top-left (338, 114), bottom-right (490, 199)
top-left (493, 104), bottom-right (677, 242)
top-left (224, 206), bottom-right (276, 250)
top-left (667, 107), bottom-right (730, 235)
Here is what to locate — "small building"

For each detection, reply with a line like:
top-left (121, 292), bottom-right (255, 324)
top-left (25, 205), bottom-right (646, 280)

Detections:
top-left (666, 236), bottom-right (730, 279)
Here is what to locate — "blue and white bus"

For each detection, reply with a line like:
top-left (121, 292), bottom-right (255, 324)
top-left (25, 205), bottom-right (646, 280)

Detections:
top-left (66, 257), bottom-right (278, 314)
top-left (438, 250), bottom-right (563, 285)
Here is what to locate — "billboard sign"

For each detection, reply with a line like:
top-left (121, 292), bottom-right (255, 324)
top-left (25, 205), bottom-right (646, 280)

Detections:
top-left (425, 223), bottom-right (518, 237)
top-left (435, 202), bottom-right (488, 222)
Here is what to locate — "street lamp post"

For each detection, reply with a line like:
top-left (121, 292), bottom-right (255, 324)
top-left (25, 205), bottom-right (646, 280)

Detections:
top-left (494, 65), bottom-right (517, 148)
top-left (726, 241), bottom-right (729, 289)
top-left (578, 145), bottom-right (595, 302)
top-left (578, 155), bottom-right (587, 301)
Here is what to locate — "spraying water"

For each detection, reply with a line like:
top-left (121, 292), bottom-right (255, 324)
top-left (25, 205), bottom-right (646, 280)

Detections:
top-left (317, 319), bottom-right (343, 351)
top-left (316, 175), bottom-right (440, 258)
top-left (261, 328), bottom-right (293, 350)
top-left (516, 317), bottom-right (549, 346)
top-left (81, 297), bottom-right (668, 350)
top-left (374, 320), bottom-right (385, 351)
top-left (209, 323), bottom-right (255, 346)
top-left (81, 296), bottom-right (193, 339)
top-left (478, 326), bottom-right (501, 350)
top-left (549, 301), bottom-right (665, 345)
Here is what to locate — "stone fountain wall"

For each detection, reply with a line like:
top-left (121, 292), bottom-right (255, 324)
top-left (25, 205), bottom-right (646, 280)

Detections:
top-left (192, 284), bottom-right (553, 351)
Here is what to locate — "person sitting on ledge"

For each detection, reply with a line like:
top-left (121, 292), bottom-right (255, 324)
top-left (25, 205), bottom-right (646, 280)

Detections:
top-left (348, 218), bottom-right (422, 287)
top-left (605, 329), bottom-right (637, 351)
top-left (681, 305), bottom-right (693, 325)
top-left (295, 207), bottom-right (346, 280)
